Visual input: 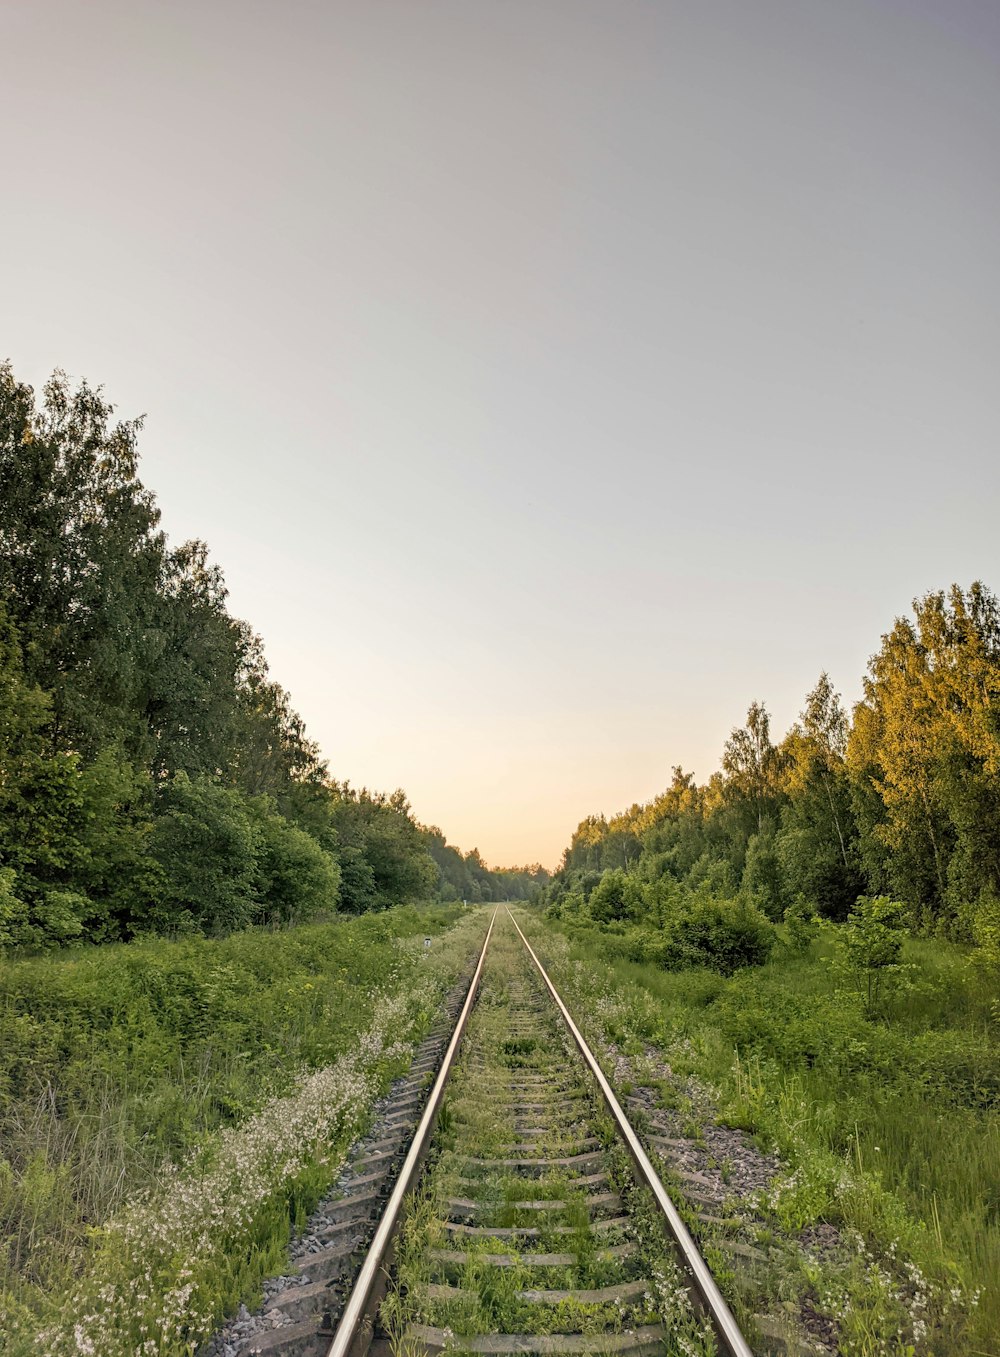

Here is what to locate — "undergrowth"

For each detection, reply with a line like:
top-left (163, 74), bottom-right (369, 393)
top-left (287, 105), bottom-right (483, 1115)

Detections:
top-left (517, 908), bottom-right (996, 1355)
top-left (0, 902), bottom-right (481, 1354)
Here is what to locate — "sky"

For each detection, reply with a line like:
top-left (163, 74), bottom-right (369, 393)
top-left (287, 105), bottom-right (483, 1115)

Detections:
top-left (3, 1), bottom-right (999, 868)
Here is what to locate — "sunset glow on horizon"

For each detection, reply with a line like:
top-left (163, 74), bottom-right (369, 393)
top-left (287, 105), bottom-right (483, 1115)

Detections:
top-left (4, 0), bottom-right (998, 868)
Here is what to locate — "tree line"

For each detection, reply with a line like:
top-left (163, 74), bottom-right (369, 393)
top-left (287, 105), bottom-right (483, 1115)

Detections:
top-left (544, 581), bottom-right (1000, 962)
top-left (0, 363), bottom-right (546, 950)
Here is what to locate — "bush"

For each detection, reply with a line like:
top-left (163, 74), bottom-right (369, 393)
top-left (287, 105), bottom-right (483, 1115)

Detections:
top-left (742, 828), bottom-right (787, 920)
top-left (966, 888), bottom-right (1000, 974)
top-left (251, 801), bottom-right (341, 924)
top-left (588, 869), bottom-right (646, 923)
top-left (685, 852), bottom-right (739, 897)
top-left (910, 1027), bottom-right (1000, 1110)
top-left (836, 894), bottom-right (910, 1017)
top-left (654, 895), bottom-right (775, 974)
top-left (0, 868), bottom-right (28, 949)
top-left (149, 773), bottom-right (260, 932)
top-left (784, 894), bottom-right (819, 952)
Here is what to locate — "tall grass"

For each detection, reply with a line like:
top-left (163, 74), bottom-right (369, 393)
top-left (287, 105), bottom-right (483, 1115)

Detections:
top-left (0, 903), bottom-right (468, 1343)
top-left (523, 912), bottom-right (999, 1354)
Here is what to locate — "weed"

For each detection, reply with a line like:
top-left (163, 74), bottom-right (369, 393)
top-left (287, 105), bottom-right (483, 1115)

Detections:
top-left (517, 907), bottom-right (994, 1354)
top-left (0, 904), bottom-right (484, 1354)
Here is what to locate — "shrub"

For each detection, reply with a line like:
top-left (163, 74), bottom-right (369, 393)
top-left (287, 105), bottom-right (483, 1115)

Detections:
top-left (685, 852), bottom-right (739, 897)
top-left (149, 773), bottom-right (260, 932)
top-left (784, 894), bottom-right (819, 952)
top-left (836, 894), bottom-right (910, 1017)
top-left (251, 801), bottom-right (341, 925)
top-left (910, 1026), bottom-right (1000, 1110)
top-left (742, 828), bottom-right (787, 920)
top-left (658, 895), bottom-right (775, 974)
top-left (588, 869), bottom-right (646, 923)
top-left (0, 868), bottom-right (28, 949)
top-left (966, 888), bottom-right (1000, 977)
top-left (545, 889), bottom-right (585, 922)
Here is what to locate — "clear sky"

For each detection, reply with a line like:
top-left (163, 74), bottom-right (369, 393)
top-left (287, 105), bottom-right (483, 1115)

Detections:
top-left (3, 1), bottom-right (998, 868)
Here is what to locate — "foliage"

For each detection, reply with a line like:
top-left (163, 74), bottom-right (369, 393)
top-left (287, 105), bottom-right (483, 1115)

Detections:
top-left (250, 798), bottom-right (342, 925)
top-left (551, 883), bottom-right (774, 975)
top-left (784, 894), bottom-right (819, 952)
top-left (523, 911), bottom-right (997, 1354)
top-left (544, 589), bottom-right (1000, 952)
top-left (722, 699), bottom-right (785, 836)
top-left (741, 823), bottom-right (788, 920)
top-left (836, 895), bottom-right (911, 1017)
top-left (148, 773), bottom-right (261, 932)
top-left (0, 902), bottom-right (473, 1348)
top-left (422, 827), bottom-right (548, 902)
top-left (656, 893), bottom-right (775, 973)
top-left (847, 584), bottom-right (1000, 926)
top-left (965, 889), bottom-right (1000, 995)
top-left (0, 363), bottom-right (524, 947)
top-left (588, 867), bottom-right (645, 922)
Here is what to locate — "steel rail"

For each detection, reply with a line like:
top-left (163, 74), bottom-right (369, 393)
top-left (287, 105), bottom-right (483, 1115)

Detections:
top-left (506, 907), bottom-right (753, 1357)
top-left (325, 906), bottom-right (499, 1357)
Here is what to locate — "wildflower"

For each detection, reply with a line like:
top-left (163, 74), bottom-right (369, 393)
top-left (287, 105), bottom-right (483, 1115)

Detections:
top-left (33, 970), bottom-right (444, 1357)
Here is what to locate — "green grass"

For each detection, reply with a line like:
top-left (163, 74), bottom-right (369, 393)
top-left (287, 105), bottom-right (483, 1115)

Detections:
top-left (0, 902), bottom-right (476, 1351)
top-left (519, 909), bottom-right (999, 1355)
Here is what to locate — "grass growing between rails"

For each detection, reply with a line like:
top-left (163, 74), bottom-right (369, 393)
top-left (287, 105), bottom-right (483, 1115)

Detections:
top-left (515, 909), bottom-right (997, 1357)
top-left (0, 902), bottom-right (486, 1355)
top-left (382, 915), bottom-right (715, 1356)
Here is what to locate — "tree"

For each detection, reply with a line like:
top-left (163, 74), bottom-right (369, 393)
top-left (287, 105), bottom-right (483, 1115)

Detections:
top-left (0, 600), bottom-right (50, 770)
top-left (588, 869), bottom-right (645, 923)
top-left (847, 584), bottom-right (1000, 925)
top-left (144, 541), bottom-right (249, 781)
top-left (0, 359), bottom-right (463, 947)
top-left (722, 701), bottom-right (785, 836)
top-left (836, 895), bottom-right (909, 1017)
top-left (562, 815), bottom-right (610, 874)
top-left (778, 675), bottom-right (864, 919)
top-left (742, 823), bottom-right (787, 920)
top-left (250, 799), bottom-right (341, 925)
top-left (0, 750), bottom-right (95, 945)
top-left (71, 750), bottom-right (160, 939)
top-left (328, 785), bottom-right (437, 911)
top-left (0, 364), bottom-right (165, 760)
top-left (148, 773), bottom-right (260, 933)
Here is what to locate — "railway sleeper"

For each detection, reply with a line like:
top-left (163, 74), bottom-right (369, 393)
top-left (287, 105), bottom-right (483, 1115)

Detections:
top-left (508, 1127), bottom-right (593, 1141)
top-left (354, 1131), bottom-right (408, 1158)
top-left (444, 1191), bottom-right (623, 1220)
top-left (427, 1242), bottom-right (636, 1272)
top-left (294, 1234), bottom-right (367, 1282)
top-left (352, 1147), bottom-right (404, 1173)
top-left (452, 1151), bottom-right (605, 1173)
top-left (491, 1139), bottom-right (603, 1156)
top-left (442, 1216), bottom-right (631, 1240)
top-left (320, 1188), bottom-right (384, 1224)
top-left (244, 1317), bottom-right (330, 1356)
top-left (647, 1134), bottom-right (688, 1152)
top-left (398, 1321), bottom-right (668, 1355)
top-left (502, 1096), bottom-right (588, 1107)
top-left (423, 1278), bottom-right (652, 1307)
top-left (452, 1172), bottom-right (611, 1193)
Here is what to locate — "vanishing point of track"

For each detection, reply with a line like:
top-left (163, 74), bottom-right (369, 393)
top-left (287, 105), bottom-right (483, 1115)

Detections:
top-left (244, 909), bottom-right (752, 1357)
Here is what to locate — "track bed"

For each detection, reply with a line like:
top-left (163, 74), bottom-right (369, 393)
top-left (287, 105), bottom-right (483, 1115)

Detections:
top-left (243, 911), bottom-right (748, 1357)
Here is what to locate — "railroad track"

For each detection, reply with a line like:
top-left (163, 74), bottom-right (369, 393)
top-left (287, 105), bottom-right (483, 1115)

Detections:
top-left (243, 909), bottom-right (751, 1357)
